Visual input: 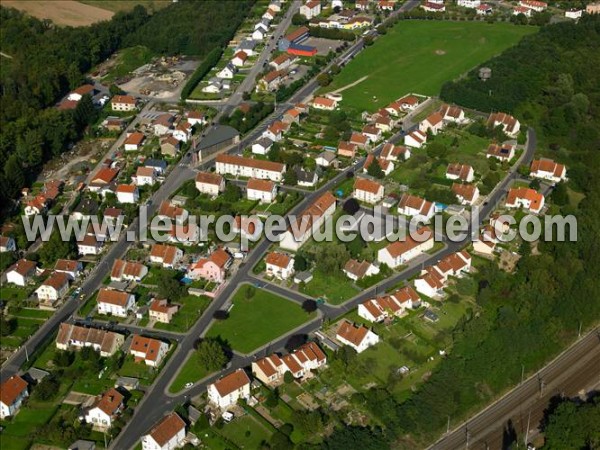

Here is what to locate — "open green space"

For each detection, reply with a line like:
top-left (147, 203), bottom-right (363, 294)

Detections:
top-left (300, 270), bottom-right (359, 305)
top-left (154, 295), bottom-right (212, 333)
top-left (325, 21), bottom-right (536, 112)
top-left (218, 414), bottom-right (273, 449)
top-left (206, 285), bottom-right (313, 353)
top-left (169, 352), bottom-right (212, 393)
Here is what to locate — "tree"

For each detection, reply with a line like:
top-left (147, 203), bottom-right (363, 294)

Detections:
top-left (314, 243), bottom-right (350, 274)
top-left (367, 159), bottom-right (384, 179)
top-left (283, 169), bottom-right (298, 186)
top-left (265, 387), bottom-right (279, 407)
top-left (157, 272), bottom-right (186, 302)
top-left (551, 182), bottom-right (569, 206)
top-left (302, 299), bottom-right (317, 313)
top-left (213, 310), bottom-right (229, 320)
top-left (292, 13), bottom-right (308, 26)
top-left (39, 229), bottom-right (77, 268)
top-left (284, 371), bottom-right (295, 384)
top-left (54, 350), bottom-right (75, 367)
top-left (529, 178), bottom-right (541, 191)
top-left (223, 183), bottom-right (241, 203)
top-left (196, 338), bottom-right (228, 372)
top-left (33, 375), bottom-right (60, 401)
top-left (346, 235), bottom-right (366, 258)
top-left (294, 253), bottom-right (309, 271)
top-left (343, 198), bottom-right (360, 215)
top-left (427, 141), bottom-right (448, 159)
top-left (542, 397), bottom-right (600, 449)
top-left (317, 73), bottom-right (332, 87)
top-left (245, 284), bottom-right (256, 299)
top-left (109, 84), bottom-right (124, 96)
top-left (0, 314), bottom-right (16, 336)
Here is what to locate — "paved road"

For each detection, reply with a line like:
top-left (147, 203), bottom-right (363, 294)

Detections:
top-left (429, 327), bottom-right (600, 450)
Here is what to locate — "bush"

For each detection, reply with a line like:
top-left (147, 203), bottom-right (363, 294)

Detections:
top-left (181, 48), bottom-right (223, 99)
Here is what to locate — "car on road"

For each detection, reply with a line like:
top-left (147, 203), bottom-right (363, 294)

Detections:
top-left (184, 382), bottom-right (194, 388)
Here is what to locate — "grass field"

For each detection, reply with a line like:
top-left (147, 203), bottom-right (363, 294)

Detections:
top-left (103, 45), bottom-right (154, 82)
top-left (325, 21), bottom-right (537, 112)
top-left (206, 285), bottom-right (313, 354)
top-left (154, 295), bottom-right (211, 333)
top-left (169, 352), bottom-right (212, 393)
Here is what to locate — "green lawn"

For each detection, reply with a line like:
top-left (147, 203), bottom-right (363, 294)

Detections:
top-left (0, 286), bottom-right (31, 301)
top-left (300, 270), bottom-right (360, 305)
top-left (219, 414), bottom-right (273, 449)
top-left (0, 402), bottom-right (59, 450)
top-left (206, 285), bottom-right (313, 353)
top-left (154, 295), bottom-right (211, 333)
top-left (168, 351), bottom-right (212, 393)
top-left (325, 21), bottom-right (537, 111)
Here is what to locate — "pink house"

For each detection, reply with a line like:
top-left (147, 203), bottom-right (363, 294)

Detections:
top-left (187, 248), bottom-right (232, 283)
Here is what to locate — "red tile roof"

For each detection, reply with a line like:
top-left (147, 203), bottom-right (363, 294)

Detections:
top-left (147, 412), bottom-right (186, 447)
top-left (212, 369), bottom-right (250, 397)
top-left (265, 252), bottom-right (292, 269)
top-left (0, 375), bottom-right (28, 406)
top-left (337, 321), bottom-right (370, 346)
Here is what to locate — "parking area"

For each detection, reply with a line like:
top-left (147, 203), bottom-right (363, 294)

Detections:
top-left (304, 37), bottom-right (347, 56)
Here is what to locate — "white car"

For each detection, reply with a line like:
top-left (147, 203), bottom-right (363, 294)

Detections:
top-left (184, 382), bottom-right (194, 388)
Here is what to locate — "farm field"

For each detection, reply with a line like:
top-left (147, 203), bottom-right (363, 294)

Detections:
top-left (79, 0), bottom-right (170, 13)
top-left (206, 285), bottom-right (314, 354)
top-left (324, 21), bottom-right (537, 112)
top-left (1, 0), bottom-right (113, 26)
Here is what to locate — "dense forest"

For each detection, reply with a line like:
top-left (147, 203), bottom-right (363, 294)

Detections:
top-left (0, 0), bottom-right (253, 214)
top-left (322, 15), bottom-right (600, 448)
top-left (123, 0), bottom-right (254, 56)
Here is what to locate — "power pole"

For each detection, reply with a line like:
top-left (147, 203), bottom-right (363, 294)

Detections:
top-left (521, 364), bottom-right (525, 384)
top-left (524, 410), bottom-right (531, 449)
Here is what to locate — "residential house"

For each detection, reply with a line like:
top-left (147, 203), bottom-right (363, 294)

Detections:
top-left (505, 187), bottom-right (545, 214)
top-left (381, 143), bottom-right (410, 162)
top-left (252, 137), bottom-right (274, 156)
top-left (24, 195), bottom-right (48, 217)
top-left (398, 193), bottom-right (435, 221)
top-left (364, 154), bottom-right (394, 176)
top-left (513, 5), bottom-right (532, 16)
top-left (265, 252), bottom-right (295, 280)
top-left (362, 124), bottom-right (382, 142)
top-left (252, 27), bottom-right (267, 41)
top-left (247, 178), bottom-right (277, 203)
top-left (0, 236), bottom-right (16, 253)
top-left (422, 1), bottom-right (446, 12)
top-left (153, 114), bottom-right (176, 136)
top-left (353, 178), bottom-right (384, 204)
top-left (315, 151), bottom-right (337, 167)
top-left (160, 136), bottom-right (181, 157)
top-left (111, 259), bottom-right (148, 282)
top-left (111, 95), bottom-right (137, 112)
top-left (217, 63), bottom-right (237, 80)
top-left (124, 132), bottom-right (145, 151)
top-left (336, 321), bottom-right (380, 353)
top-left (398, 94), bottom-right (421, 111)
top-left (337, 141), bottom-right (357, 159)
top-left (476, 3), bottom-right (493, 15)
top-left (378, 1), bottom-right (396, 11)
top-left (414, 251), bottom-right (472, 297)
top-left (134, 166), bottom-right (157, 187)
top-left (263, 121), bottom-right (288, 142)
top-left (270, 53), bottom-right (296, 71)
top-left (278, 27), bottom-right (309, 52)
top-left (375, 116), bottom-right (393, 132)
top-left (215, 154), bottom-right (286, 182)
top-left (311, 96), bottom-right (337, 111)
top-left (186, 110), bottom-right (207, 127)
top-left (77, 234), bottom-right (103, 256)
top-left (157, 201), bottom-right (189, 225)
top-left (282, 108), bottom-right (301, 125)
top-left (377, 227), bottom-right (434, 268)
top-left (257, 70), bottom-right (284, 92)
top-left (565, 9), bottom-right (583, 19)
top-left (89, 167), bottom-right (119, 193)
top-left (54, 259), bottom-right (83, 280)
top-left (55, 323), bottom-right (124, 356)
top-left (0, 375), bottom-right (28, 419)
top-left (439, 104), bottom-right (466, 124)
top-left (84, 388), bottom-right (124, 429)
top-left (97, 288), bottom-right (136, 317)
top-left (207, 369), bottom-right (251, 409)
top-left (487, 112), bottom-right (521, 138)
top-left (519, 0), bottom-right (546, 12)
top-left (295, 168), bottom-right (318, 187)
top-left (172, 121), bottom-right (192, 143)
top-left (150, 244), bottom-right (183, 269)
top-left (350, 132), bottom-right (369, 150)
top-left (343, 259), bottom-right (379, 281)
top-left (452, 183), bottom-right (480, 206)
top-left (419, 112), bottom-right (444, 135)
top-left (404, 130), bottom-right (427, 148)
top-left (141, 412), bottom-right (186, 450)
top-left (358, 286), bottom-right (421, 322)
top-left (233, 215), bottom-right (263, 241)
top-left (300, 0), bottom-right (321, 18)
top-left (6, 259), bottom-right (37, 286)
top-left (187, 248), bottom-right (232, 283)
top-left (149, 299), bottom-right (179, 324)
top-left (263, 7), bottom-right (276, 20)
top-left (129, 335), bottom-right (169, 367)
top-left (145, 159), bottom-right (168, 175)
top-left (529, 159), bottom-right (567, 183)
top-left (35, 272), bottom-right (70, 304)
top-left (115, 184), bottom-right (139, 204)
top-left (195, 172), bottom-right (225, 197)
top-left (252, 342), bottom-right (327, 385)
top-left (71, 197), bottom-right (99, 221)
top-left (280, 191), bottom-right (336, 251)
top-left (446, 163), bottom-right (474, 182)
top-left (232, 51), bottom-right (249, 68)
top-left (238, 39), bottom-right (257, 56)
top-left (486, 143), bottom-right (515, 162)
top-left (457, 0), bottom-right (481, 7)
top-left (355, 0), bottom-right (370, 11)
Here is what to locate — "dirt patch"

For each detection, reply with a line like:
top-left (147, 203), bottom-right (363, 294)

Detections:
top-left (435, 49), bottom-right (446, 55)
top-left (1, 1), bottom-right (114, 26)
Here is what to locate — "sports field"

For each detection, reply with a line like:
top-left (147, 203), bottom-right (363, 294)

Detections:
top-left (325, 21), bottom-right (537, 112)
